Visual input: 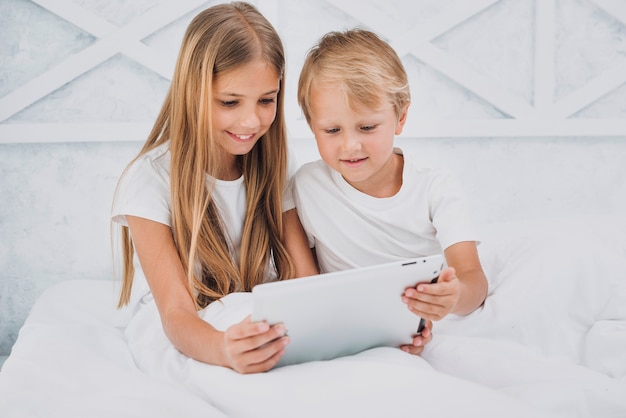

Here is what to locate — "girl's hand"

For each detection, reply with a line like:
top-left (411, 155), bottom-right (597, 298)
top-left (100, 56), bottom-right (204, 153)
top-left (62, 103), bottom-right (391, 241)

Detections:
top-left (223, 315), bottom-right (289, 373)
top-left (402, 267), bottom-right (461, 321)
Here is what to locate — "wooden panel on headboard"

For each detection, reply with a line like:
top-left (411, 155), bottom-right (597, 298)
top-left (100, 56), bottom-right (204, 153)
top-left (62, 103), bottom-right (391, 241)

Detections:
top-left (1, 0), bottom-right (624, 143)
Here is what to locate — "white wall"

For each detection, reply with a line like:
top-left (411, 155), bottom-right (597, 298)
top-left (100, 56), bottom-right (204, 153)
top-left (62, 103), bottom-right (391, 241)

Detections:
top-left (1, 0), bottom-right (625, 357)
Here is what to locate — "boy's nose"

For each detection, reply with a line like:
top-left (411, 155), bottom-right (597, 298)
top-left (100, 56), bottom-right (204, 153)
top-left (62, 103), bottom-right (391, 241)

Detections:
top-left (341, 132), bottom-right (362, 152)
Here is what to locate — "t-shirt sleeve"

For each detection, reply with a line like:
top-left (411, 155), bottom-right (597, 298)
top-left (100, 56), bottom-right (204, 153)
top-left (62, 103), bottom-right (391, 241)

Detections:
top-left (291, 163), bottom-right (317, 249)
top-left (283, 148), bottom-right (300, 212)
top-left (428, 169), bottom-right (479, 250)
top-left (111, 156), bottom-right (172, 227)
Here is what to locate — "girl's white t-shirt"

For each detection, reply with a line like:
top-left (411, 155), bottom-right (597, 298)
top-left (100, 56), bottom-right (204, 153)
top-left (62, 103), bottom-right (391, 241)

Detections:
top-left (111, 142), bottom-right (296, 308)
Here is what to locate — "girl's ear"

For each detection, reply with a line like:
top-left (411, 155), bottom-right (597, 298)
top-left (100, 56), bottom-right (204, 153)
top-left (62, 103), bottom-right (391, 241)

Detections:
top-left (395, 102), bottom-right (410, 135)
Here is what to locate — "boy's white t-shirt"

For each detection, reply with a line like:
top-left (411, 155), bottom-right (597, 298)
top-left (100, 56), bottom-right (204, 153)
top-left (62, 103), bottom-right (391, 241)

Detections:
top-left (292, 148), bottom-right (478, 274)
top-left (111, 142), bottom-right (297, 308)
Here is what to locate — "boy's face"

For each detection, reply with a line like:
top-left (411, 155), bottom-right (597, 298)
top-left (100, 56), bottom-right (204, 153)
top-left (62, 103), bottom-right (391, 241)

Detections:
top-left (308, 82), bottom-right (408, 196)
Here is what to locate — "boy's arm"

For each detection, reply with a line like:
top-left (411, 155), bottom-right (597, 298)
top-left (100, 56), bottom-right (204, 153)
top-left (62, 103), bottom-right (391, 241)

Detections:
top-left (403, 241), bottom-right (488, 320)
top-left (443, 241), bottom-right (488, 315)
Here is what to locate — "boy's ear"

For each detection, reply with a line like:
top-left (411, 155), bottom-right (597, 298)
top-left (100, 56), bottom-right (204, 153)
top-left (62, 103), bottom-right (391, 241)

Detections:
top-left (395, 102), bottom-right (410, 135)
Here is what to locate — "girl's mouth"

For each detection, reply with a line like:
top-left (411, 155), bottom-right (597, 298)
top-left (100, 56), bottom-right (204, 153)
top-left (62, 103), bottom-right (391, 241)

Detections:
top-left (229, 132), bottom-right (255, 142)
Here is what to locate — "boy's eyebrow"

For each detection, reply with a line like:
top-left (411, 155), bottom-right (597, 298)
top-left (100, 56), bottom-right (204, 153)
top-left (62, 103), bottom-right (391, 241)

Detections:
top-left (310, 118), bottom-right (333, 126)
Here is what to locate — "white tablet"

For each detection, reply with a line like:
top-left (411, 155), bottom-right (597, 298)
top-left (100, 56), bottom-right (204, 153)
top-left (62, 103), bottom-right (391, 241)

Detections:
top-left (251, 254), bottom-right (445, 367)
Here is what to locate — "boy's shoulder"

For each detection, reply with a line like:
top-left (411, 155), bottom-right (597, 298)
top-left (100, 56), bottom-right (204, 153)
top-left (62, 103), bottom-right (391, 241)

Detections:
top-left (398, 148), bottom-right (453, 178)
top-left (293, 159), bottom-right (330, 182)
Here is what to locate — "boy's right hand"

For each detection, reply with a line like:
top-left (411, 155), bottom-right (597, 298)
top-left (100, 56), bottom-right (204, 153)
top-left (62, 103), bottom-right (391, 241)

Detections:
top-left (223, 315), bottom-right (289, 373)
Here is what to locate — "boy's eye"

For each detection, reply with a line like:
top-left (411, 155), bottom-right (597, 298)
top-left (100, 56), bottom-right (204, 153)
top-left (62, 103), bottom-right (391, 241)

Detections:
top-left (324, 128), bottom-right (340, 134)
top-left (361, 125), bottom-right (376, 131)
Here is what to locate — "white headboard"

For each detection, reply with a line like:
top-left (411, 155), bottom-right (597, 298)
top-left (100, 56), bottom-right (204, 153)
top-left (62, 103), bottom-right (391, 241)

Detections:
top-left (1, 0), bottom-right (625, 363)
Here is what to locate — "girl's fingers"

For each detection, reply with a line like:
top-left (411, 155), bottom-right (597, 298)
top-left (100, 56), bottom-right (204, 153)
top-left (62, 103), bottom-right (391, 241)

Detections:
top-left (227, 315), bottom-right (271, 340)
top-left (245, 335), bottom-right (290, 367)
top-left (236, 341), bottom-right (287, 374)
top-left (225, 319), bottom-right (289, 371)
top-left (228, 332), bottom-right (290, 373)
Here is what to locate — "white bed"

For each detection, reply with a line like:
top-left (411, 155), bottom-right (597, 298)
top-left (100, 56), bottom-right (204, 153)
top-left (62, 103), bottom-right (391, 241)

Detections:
top-left (1, 214), bottom-right (626, 418)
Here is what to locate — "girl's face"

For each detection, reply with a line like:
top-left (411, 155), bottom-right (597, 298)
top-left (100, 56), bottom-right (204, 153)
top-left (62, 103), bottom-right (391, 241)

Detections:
top-left (212, 59), bottom-right (280, 178)
top-left (308, 82), bottom-right (409, 197)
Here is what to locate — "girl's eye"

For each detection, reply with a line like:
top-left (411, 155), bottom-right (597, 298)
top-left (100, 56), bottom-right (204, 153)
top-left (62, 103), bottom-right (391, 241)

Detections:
top-left (221, 100), bottom-right (238, 107)
top-left (259, 97), bottom-right (276, 105)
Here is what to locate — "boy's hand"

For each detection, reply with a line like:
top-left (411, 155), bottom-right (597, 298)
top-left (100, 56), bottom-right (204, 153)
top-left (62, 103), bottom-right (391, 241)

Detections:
top-left (402, 267), bottom-right (461, 321)
top-left (400, 319), bottom-right (433, 355)
top-left (223, 315), bottom-right (289, 374)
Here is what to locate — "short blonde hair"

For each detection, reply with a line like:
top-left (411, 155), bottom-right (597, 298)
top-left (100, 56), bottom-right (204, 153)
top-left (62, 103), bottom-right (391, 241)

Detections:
top-left (298, 28), bottom-right (410, 124)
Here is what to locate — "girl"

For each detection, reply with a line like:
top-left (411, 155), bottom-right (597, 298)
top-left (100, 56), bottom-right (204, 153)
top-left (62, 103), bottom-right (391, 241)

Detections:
top-left (293, 29), bottom-right (488, 355)
top-left (112, 2), bottom-right (315, 374)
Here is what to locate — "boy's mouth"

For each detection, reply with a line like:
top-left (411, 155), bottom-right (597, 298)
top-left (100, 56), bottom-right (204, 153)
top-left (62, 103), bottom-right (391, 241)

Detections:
top-left (340, 157), bottom-right (368, 166)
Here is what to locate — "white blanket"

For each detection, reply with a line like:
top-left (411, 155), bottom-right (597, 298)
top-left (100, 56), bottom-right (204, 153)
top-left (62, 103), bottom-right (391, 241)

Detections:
top-left (1, 216), bottom-right (625, 418)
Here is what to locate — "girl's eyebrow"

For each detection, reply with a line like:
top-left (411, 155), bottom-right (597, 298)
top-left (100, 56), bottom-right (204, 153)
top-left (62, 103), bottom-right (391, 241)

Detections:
top-left (219, 89), bottom-right (279, 97)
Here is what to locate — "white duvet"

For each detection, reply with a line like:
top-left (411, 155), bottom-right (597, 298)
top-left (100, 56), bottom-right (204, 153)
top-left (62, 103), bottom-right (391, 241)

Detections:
top-left (1, 215), bottom-right (625, 418)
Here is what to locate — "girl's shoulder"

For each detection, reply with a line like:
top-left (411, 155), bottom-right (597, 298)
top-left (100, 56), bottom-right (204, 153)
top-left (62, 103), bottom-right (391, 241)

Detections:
top-left (113, 142), bottom-right (173, 226)
top-left (128, 142), bottom-right (171, 176)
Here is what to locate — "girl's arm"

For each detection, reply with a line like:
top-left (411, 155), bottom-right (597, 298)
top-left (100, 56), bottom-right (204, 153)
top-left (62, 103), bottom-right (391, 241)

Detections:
top-left (126, 215), bottom-right (288, 373)
top-left (282, 208), bottom-right (319, 278)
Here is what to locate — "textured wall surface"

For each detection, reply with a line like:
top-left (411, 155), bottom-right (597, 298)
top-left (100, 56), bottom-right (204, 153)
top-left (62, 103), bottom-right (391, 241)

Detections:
top-left (1, 0), bottom-right (625, 357)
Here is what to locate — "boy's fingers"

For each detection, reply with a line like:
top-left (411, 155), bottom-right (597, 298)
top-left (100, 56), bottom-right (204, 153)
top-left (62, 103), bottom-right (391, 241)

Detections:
top-left (414, 268), bottom-right (457, 294)
top-left (438, 266), bottom-right (456, 282)
top-left (401, 344), bottom-right (425, 356)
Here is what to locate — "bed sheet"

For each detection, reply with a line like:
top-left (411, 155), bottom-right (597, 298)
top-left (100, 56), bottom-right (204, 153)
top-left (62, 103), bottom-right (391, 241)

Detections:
top-left (1, 215), bottom-right (625, 418)
top-left (0, 280), bottom-right (225, 418)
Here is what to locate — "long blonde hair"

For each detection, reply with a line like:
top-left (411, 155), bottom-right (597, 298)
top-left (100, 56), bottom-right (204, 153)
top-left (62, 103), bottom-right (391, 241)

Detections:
top-left (115, 2), bottom-right (294, 309)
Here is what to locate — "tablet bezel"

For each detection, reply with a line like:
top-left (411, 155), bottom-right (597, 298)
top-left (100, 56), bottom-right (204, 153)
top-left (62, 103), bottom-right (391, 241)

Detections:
top-left (251, 254), bottom-right (445, 367)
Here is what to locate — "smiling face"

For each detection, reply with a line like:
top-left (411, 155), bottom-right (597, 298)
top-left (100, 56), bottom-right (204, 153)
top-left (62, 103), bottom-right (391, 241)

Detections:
top-left (211, 59), bottom-right (280, 179)
top-left (308, 81), bottom-right (409, 197)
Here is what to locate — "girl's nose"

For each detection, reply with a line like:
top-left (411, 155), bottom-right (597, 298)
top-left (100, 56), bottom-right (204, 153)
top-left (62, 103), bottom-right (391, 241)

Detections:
top-left (240, 106), bottom-right (261, 129)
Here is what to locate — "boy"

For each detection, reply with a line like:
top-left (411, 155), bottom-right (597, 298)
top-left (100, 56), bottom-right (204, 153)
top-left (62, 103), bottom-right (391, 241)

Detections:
top-left (293, 29), bottom-right (488, 355)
